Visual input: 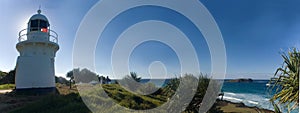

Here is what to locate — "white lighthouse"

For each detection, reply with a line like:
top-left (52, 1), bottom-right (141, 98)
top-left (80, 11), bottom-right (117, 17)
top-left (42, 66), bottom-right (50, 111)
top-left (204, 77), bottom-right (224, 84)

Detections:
top-left (15, 9), bottom-right (59, 93)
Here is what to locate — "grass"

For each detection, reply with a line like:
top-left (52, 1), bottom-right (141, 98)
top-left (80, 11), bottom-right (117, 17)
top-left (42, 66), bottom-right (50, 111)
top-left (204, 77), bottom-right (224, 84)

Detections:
top-left (9, 84), bottom-right (167, 113)
top-left (102, 84), bottom-right (166, 109)
top-left (6, 78), bottom-right (226, 113)
top-left (76, 84), bottom-right (169, 112)
top-left (9, 84), bottom-right (91, 113)
top-left (0, 84), bottom-right (15, 90)
top-left (6, 80), bottom-right (274, 113)
top-left (11, 93), bottom-right (91, 113)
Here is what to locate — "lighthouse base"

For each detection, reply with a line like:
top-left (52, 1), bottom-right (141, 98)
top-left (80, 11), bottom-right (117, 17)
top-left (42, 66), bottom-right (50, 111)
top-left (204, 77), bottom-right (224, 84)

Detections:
top-left (15, 87), bottom-right (57, 95)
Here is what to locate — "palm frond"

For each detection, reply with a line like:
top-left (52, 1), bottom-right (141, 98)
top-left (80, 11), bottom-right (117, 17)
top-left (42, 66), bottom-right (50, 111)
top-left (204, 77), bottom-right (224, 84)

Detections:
top-left (269, 48), bottom-right (299, 112)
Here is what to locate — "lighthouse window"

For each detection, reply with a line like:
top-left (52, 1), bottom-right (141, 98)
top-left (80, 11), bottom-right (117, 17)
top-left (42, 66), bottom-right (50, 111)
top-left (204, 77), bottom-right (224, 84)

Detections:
top-left (30, 20), bottom-right (39, 31)
top-left (30, 20), bottom-right (49, 32)
top-left (40, 20), bottom-right (48, 28)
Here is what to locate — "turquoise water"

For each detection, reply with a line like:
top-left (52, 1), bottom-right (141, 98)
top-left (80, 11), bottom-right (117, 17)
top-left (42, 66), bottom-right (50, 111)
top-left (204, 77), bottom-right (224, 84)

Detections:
top-left (221, 80), bottom-right (298, 113)
top-left (221, 80), bottom-right (275, 110)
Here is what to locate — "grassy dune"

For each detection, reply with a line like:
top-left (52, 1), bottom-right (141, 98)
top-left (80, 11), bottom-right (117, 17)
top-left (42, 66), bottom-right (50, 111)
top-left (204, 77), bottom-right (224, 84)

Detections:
top-left (10, 84), bottom-right (168, 113)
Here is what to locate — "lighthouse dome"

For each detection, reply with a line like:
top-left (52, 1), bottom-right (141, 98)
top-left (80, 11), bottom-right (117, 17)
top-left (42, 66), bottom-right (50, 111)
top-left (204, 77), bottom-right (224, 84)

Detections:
top-left (29, 13), bottom-right (48, 21)
top-left (29, 9), bottom-right (48, 21)
top-left (28, 9), bottom-right (49, 32)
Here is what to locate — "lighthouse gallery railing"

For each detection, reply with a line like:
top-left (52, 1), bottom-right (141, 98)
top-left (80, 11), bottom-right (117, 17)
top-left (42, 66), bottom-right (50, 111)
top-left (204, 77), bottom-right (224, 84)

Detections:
top-left (18, 28), bottom-right (58, 43)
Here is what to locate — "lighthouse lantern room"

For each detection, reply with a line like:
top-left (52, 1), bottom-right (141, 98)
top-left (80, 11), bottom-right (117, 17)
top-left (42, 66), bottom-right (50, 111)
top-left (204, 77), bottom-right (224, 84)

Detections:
top-left (15, 9), bottom-right (59, 93)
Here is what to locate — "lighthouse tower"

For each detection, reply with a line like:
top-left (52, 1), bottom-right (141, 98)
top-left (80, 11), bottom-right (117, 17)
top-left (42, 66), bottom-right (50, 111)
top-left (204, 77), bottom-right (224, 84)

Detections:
top-left (15, 9), bottom-right (59, 93)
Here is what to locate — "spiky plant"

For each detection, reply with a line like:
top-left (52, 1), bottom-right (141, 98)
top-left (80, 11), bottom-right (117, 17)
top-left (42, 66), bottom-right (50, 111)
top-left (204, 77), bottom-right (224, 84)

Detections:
top-left (270, 48), bottom-right (299, 112)
top-left (130, 72), bottom-right (141, 82)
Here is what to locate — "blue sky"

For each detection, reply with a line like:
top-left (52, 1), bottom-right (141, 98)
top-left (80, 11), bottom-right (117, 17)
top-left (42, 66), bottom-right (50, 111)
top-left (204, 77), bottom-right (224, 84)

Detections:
top-left (0, 0), bottom-right (299, 79)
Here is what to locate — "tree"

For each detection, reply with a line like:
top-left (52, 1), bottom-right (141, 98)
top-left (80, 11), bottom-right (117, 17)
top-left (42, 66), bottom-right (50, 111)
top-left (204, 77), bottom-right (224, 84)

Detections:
top-left (270, 48), bottom-right (299, 112)
top-left (185, 74), bottom-right (211, 112)
top-left (162, 77), bottom-right (180, 97)
top-left (130, 72), bottom-right (141, 82)
top-left (66, 69), bottom-right (76, 89)
top-left (0, 69), bottom-right (15, 84)
top-left (0, 71), bottom-right (7, 80)
top-left (75, 68), bottom-right (98, 83)
top-left (55, 76), bottom-right (68, 84)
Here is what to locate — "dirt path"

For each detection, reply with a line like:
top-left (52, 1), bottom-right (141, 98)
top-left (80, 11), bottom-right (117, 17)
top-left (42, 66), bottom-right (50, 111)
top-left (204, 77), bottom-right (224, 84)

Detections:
top-left (0, 89), bottom-right (12, 94)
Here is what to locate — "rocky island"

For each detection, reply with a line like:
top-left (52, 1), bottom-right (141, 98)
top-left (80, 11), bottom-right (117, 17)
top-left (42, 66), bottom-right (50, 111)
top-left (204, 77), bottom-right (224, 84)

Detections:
top-left (229, 78), bottom-right (253, 82)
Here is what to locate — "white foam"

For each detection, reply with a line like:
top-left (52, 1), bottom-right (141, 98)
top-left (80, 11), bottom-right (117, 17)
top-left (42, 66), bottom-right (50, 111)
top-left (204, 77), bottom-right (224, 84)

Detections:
top-left (247, 100), bottom-right (259, 105)
top-left (224, 92), bottom-right (236, 96)
top-left (222, 92), bottom-right (274, 110)
top-left (223, 96), bottom-right (243, 102)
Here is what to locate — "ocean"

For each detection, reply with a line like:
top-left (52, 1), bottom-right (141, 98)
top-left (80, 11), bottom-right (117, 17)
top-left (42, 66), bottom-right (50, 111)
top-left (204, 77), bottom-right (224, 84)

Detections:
top-left (137, 79), bottom-right (299, 113)
top-left (221, 80), bottom-right (299, 113)
top-left (221, 80), bottom-right (275, 110)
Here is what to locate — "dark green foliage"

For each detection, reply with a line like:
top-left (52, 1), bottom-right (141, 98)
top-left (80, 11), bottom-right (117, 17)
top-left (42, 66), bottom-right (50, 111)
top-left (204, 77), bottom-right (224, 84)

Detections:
top-left (71, 68), bottom-right (98, 83)
top-left (66, 69), bottom-right (75, 81)
top-left (0, 69), bottom-right (15, 84)
top-left (161, 74), bottom-right (222, 113)
top-left (0, 70), bottom-right (7, 79)
top-left (129, 72), bottom-right (141, 82)
top-left (161, 78), bottom-right (180, 97)
top-left (66, 69), bottom-right (75, 89)
top-left (55, 76), bottom-right (68, 84)
top-left (11, 93), bottom-right (91, 113)
top-left (184, 74), bottom-right (210, 112)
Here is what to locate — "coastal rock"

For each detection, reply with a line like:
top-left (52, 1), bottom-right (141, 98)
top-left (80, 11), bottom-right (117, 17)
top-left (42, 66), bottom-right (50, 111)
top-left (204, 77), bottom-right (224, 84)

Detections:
top-left (229, 78), bottom-right (253, 82)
